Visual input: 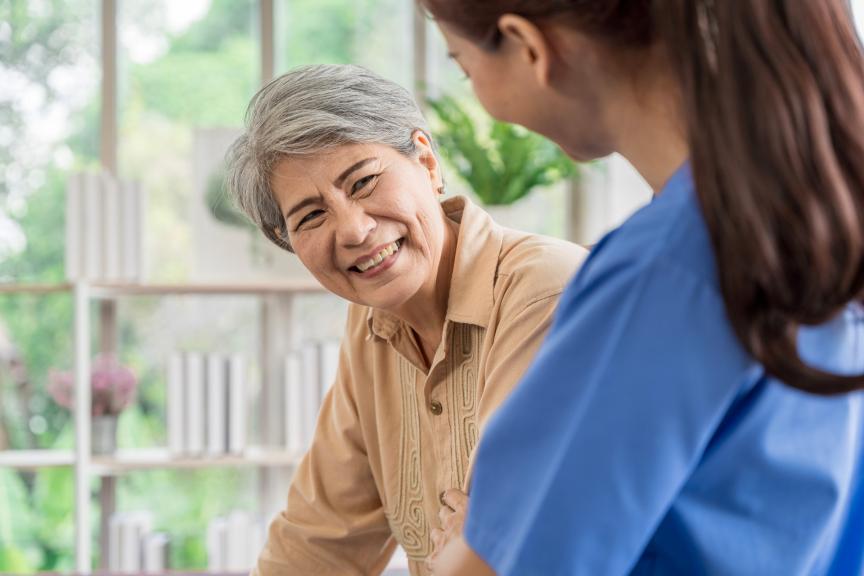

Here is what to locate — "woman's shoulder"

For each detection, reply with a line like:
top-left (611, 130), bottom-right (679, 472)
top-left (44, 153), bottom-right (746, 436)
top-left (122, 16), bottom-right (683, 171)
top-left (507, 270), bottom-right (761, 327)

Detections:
top-left (495, 230), bottom-right (589, 304)
top-left (342, 302), bottom-right (376, 346)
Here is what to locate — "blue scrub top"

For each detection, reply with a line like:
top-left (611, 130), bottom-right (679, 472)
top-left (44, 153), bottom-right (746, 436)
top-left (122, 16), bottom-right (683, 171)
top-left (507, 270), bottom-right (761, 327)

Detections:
top-left (465, 163), bottom-right (864, 575)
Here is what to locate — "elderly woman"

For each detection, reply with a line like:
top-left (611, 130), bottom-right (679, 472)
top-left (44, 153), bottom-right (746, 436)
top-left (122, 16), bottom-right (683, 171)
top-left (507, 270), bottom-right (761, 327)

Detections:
top-left (226, 64), bottom-right (586, 576)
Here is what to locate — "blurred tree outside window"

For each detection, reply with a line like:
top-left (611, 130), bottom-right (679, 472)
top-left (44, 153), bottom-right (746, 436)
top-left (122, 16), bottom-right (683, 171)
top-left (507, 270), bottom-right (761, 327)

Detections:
top-left (2, 1), bottom-right (343, 572)
top-left (118, 0), bottom-right (259, 283)
top-left (0, 1), bottom-right (99, 569)
top-left (275, 0), bottom-right (412, 86)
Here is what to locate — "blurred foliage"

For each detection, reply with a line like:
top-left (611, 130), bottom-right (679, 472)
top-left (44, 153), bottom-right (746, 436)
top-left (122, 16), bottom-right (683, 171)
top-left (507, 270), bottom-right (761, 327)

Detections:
top-left (0, 0), bottom-right (98, 202)
top-left (132, 37), bottom-right (256, 127)
top-left (205, 166), bottom-right (254, 231)
top-left (0, 0), bottom-right (280, 571)
top-left (428, 94), bottom-right (578, 206)
top-left (0, 468), bottom-right (39, 572)
top-left (203, 165), bottom-right (280, 266)
top-left (279, 0), bottom-right (364, 68)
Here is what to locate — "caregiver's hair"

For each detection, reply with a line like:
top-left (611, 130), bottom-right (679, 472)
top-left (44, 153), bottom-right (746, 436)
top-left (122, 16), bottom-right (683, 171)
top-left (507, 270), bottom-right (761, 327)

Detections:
top-left (420, 0), bottom-right (864, 394)
top-left (225, 64), bottom-right (433, 252)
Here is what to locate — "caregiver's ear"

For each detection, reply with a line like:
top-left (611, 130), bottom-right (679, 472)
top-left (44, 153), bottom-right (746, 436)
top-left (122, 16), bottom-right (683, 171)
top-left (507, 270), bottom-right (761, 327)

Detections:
top-left (412, 130), bottom-right (443, 188)
top-left (497, 13), bottom-right (553, 86)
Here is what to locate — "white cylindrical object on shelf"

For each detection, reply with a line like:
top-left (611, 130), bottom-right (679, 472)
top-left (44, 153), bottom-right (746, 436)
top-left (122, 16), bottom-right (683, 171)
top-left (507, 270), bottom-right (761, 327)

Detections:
top-left (65, 173), bottom-right (83, 281)
top-left (102, 173), bottom-right (121, 282)
top-left (206, 354), bottom-right (227, 456)
top-left (248, 518), bottom-right (265, 568)
top-left (228, 354), bottom-right (247, 455)
top-left (283, 352), bottom-right (302, 455)
top-left (226, 510), bottom-right (251, 571)
top-left (108, 513), bottom-right (123, 572)
top-left (300, 343), bottom-right (321, 449)
top-left (184, 352), bottom-right (206, 455)
top-left (142, 532), bottom-right (169, 574)
top-left (83, 172), bottom-right (103, 281)
top-left (167, 353), bottom-right (185, 455)
top-left (118, 514), bottom-right (142, 573)
top-left (319, 339), bottom-right (341, 400)
top-left (207, 517), bottom-right (229, 572)
top-left (119, 180), bottom-right (138, 282)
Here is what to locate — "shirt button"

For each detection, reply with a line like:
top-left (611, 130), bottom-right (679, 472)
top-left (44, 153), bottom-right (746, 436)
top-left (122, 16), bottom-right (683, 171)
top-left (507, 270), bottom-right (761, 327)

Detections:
top-left (430, 400), bottom-right (443, 415)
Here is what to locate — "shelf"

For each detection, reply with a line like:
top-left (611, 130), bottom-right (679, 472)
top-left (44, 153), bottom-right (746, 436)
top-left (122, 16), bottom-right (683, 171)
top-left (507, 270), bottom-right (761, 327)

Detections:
top-left (0, 281), bottom-right (327, 297)
top-left (88, 281), bottom-right (326, 298)
top-left (0, 449), bottom-right (75, 469)
top-left (89, 447), bottom-right (303, 476)
top-left (0, 283), bottom-right (73, 295)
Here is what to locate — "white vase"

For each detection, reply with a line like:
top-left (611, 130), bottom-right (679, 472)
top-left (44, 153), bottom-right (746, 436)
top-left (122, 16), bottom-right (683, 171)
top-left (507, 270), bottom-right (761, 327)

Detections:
top-left (92, 415), bottom-right (118, 455)
top-left (480, 189), bottom-right (560, 234)
top-left (482, 203), bottom-right (521, 230)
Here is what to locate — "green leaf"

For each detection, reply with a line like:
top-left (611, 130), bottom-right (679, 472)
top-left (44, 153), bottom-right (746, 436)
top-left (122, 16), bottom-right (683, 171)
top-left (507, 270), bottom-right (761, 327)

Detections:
top-left (0, 545), bottom-right (33, 573)
top-left (0, 469), bottom-right (37, 572)
top-left (427, 94), bottom-right (579, 205)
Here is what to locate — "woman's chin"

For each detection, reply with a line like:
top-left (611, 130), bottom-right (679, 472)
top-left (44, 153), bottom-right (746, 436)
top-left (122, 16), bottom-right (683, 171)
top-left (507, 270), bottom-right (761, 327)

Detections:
top-left (316, 262), bottom-right (425, 311)
top-left (355, 285), bottom-right (417, 311)
top-left (358, 272), bottom-right (429, 310)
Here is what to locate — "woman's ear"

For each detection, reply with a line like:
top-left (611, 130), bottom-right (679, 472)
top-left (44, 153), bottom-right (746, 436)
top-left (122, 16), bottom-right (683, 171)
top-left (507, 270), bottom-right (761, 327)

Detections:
top-left (412, 130), bottom-right (443, 191)
top-left (497, 14), bottom-right (553, 87)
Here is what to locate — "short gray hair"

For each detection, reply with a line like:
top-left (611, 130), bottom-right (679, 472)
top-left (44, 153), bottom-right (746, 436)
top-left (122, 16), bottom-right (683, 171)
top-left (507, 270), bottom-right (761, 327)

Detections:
top-left (225, 64), bottom-right (433, 252)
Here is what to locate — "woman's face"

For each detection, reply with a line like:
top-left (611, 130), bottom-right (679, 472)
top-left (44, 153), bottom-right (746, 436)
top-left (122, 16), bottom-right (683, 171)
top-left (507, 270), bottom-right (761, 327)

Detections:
top-left (270, 134), bottom-right (447, 310)
top-left (437, 19), bottom-right (619, 162)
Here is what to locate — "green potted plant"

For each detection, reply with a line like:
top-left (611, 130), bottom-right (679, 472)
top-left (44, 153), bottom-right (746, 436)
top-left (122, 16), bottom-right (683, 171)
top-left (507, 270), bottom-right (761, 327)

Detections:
top-left (205, 165), bottom-right (275, 265)
top-left (427, 94), bottom-right (578, 225)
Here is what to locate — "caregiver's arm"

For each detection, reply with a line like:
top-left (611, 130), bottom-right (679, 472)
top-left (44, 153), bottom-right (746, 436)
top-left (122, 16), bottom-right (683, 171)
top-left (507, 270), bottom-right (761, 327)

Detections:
top-left (253, 333), bottom-right (394, 576)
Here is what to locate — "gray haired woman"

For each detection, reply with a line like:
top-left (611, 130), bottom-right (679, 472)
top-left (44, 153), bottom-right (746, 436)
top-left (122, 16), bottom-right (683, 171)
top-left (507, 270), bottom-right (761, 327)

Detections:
top-left (226, 64), bottom-right (586, 576)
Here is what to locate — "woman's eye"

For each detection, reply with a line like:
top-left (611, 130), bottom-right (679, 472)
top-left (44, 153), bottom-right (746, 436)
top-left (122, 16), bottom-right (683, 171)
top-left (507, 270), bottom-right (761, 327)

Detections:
top-left (352, 174), bottom-right (377, 195)
top-left (297, 210), bottom-right (324, 229)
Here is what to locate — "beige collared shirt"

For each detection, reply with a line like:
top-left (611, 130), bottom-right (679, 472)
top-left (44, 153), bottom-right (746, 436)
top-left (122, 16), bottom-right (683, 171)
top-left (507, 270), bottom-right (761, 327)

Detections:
top-left (255, 196), bottom-right (587, 576)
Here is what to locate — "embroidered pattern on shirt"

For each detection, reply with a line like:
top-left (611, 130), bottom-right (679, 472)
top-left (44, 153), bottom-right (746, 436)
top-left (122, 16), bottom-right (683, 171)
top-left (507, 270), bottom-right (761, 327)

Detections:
top-left (446, 324), bottom-right (482, 489)
top-left (387, 356), bottom-right (429, 560)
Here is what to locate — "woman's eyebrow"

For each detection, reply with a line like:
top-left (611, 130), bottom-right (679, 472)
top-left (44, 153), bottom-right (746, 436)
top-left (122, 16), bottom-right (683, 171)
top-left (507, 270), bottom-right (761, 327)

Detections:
top-left (284, 195), bottom-right (321, 221)
top-left (284, 157), bottom-right (377, 221)
top-left (334, 157), bottom-right (376, 188)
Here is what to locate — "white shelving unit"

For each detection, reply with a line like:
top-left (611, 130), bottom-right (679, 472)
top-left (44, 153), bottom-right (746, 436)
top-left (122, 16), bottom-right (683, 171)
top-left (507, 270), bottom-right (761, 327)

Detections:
top-left (0, 278), bottom-right (329, 573)
top-left (0, 449), bottom-right (76, 469)
top-left (88, 447), bottom-right (304, 476)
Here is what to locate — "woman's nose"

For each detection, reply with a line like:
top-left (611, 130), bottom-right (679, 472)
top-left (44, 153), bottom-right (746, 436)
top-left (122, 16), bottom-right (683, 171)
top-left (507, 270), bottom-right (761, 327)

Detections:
top-left (335, 202), bottom-right (376, 247)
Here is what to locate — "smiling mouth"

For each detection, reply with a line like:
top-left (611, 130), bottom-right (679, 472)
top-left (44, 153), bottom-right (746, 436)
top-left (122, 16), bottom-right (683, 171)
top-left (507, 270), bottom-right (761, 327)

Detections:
top-left (349, 238), bottom-right (403, 273)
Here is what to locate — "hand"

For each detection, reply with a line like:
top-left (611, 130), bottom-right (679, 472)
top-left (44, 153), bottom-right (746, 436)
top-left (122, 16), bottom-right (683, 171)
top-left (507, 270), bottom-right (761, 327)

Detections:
top-left (426, 489), bottom-right (469, 573)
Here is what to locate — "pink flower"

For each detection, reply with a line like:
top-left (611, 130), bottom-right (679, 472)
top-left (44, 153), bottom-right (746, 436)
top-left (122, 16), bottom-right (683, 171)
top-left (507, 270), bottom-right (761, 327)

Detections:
top-left (48, 355), bottom-right (138, 416)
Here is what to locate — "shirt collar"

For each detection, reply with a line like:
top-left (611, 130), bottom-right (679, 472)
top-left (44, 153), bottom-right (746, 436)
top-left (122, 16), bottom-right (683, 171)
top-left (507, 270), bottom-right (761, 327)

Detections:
top-left (366, 195), bottom-right (504, 340)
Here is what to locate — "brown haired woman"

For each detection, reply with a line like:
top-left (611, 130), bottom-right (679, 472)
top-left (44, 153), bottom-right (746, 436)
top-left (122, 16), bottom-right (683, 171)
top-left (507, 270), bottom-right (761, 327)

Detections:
top-left (418, 1), bottom-right (864, 574)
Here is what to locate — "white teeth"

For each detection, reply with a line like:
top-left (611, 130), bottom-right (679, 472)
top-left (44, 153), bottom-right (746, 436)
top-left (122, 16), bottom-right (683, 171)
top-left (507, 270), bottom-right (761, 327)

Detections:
top-left (355, 240), bottom-right (401, 272)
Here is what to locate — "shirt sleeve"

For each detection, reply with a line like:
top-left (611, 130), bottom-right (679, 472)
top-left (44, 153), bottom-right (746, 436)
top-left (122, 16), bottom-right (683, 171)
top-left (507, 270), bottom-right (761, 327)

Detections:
top-left (464, 258), bottom-right (753, 575)
top-left (253, 338), bottom-right (395, 576)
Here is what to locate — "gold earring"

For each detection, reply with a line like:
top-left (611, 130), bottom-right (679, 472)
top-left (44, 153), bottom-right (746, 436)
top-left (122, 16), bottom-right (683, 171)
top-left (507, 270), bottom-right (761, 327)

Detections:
top-left (437, 186), bottom-right (445, 195)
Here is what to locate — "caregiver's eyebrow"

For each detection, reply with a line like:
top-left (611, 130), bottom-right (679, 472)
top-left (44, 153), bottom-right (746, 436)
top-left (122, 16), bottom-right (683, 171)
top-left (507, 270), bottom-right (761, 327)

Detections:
top-left (334, 157), bottom-right (375, 188)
